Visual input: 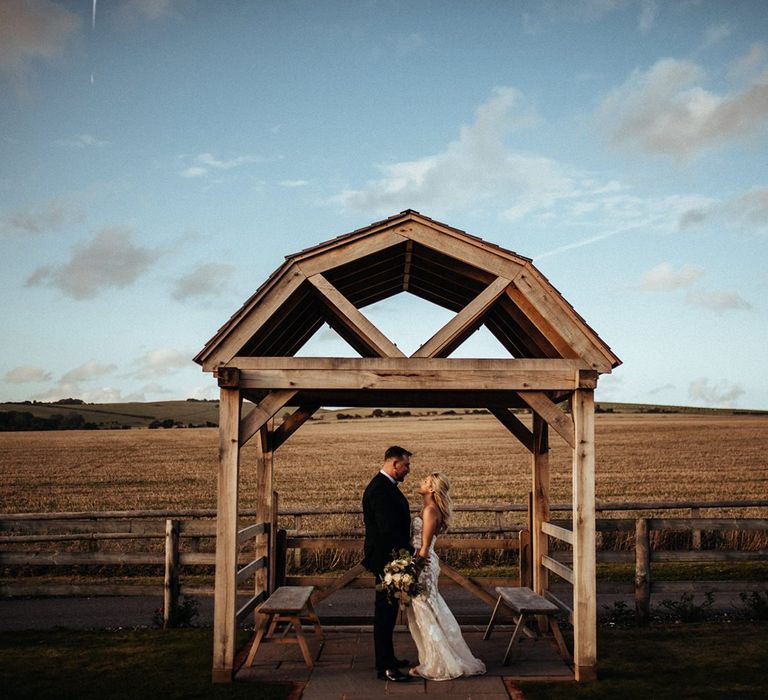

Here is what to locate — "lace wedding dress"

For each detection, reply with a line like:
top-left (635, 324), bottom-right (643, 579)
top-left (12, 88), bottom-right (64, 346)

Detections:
top-left (406, 516), bottom-right (486, 680)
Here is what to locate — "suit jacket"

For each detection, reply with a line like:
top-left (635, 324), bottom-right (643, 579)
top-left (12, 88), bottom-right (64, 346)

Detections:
top-left (362, 472), bottom-right (412, 576)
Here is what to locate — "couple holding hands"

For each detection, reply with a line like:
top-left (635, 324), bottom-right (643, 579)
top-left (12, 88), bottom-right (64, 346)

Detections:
top-left (362, 446), bottom-right (486, 682)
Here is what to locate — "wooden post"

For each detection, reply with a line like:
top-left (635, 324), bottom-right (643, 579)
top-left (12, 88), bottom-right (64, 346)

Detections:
top-left (571, 389), bottom-right (597, 682)
top-left (532, 414), bottom-right (550, 596)
top-left (635, 518), bottom-right (651, 626)
top-left (292, 514), bottom-right (302, 571)
top-left (269, 491), bottom-right (279, 594)
top-left (254, 422), bottom-right (274, 615)
top-left (163, 518), bottom-right (180, 629)
top-left (519, 529), bottom-right (532, 589)
top-left (212, 388), bottom-right (241, 683)
top-left (691, 507), bottom-right (701, 550)
top-left (275, 529), bottom-right (288, 588)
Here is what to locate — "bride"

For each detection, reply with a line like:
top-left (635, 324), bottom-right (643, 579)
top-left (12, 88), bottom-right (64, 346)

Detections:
top-left (407, 472), bottom-right (486, 680)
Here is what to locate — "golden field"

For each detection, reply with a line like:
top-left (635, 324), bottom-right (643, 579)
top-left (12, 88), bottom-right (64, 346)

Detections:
top-left (1, 412), bottom-right (767, 519)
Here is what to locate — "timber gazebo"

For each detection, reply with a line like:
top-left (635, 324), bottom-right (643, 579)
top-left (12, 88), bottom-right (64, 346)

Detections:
top-left (194, 210), bottom-right (620, 683)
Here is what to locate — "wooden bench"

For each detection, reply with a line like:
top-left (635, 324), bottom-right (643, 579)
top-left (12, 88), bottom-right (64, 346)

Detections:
top-left (244, 585), bottom-right (324, 668)
top-left (483, 586), bottom-right (570, 665)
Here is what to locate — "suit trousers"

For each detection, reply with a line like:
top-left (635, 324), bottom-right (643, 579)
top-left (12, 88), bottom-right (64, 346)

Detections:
top-left (373, 576), bottom-right (399, 671)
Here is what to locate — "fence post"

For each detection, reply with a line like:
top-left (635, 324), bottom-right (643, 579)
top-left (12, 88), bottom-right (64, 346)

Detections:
top-left (163, 518), bottom-right (180, 628)
top-left (519, 530), bottom-right (532, 588)
top-left (292, 514), bottom-right (302, 571)
top-left (275, 529), bottom-right (287, 588)
top-left (634, 518), bottom-right (651, 626)
top-left (691, 507), bottom-right (701, 550)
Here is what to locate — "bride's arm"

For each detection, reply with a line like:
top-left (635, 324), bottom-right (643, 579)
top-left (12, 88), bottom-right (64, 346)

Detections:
top-left (418, 506), bottom-right (440, 557)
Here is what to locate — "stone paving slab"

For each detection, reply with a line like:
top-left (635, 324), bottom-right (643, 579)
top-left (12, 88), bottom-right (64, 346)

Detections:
top-left (236, 627), bottom-right (573, 698)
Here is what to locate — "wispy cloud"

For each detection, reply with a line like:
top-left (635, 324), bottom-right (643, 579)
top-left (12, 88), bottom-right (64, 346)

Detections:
top-left (702, 21), bottom-right (734, 49)
top-left (26, 227), bottom-right (155, 299)
top-left (279, 180), bottom-right (309, 188)
top-left (689, 377), bottom-right (745, 407)
top-left (1, 195), bottom-right (85, 236)
top-left (4, 366), bottom-right (52, 384)
top-left (177, 152), bottom-right (265, 178)
top-left (116, 0), bottom-right (180, 25)
top-left (55, 134), bottom-right (109, 148)
top-left (685, 289), bottom-right (752, 313)
top-left (60, 361), bottom-right (117, 384)
top-left (170, 262), bottom-right (235, 300)
top-left (131, 348), bottom-right (189, 379)
top-left (728, 43), bottom-right (767, 83)
top-left (675, 185), bottom-right (768, 233)
top-left (637, 0), bottom-right (658, 34)
top-left (333, 87), bottom-right (549, 214)
top-left (595, 55), bottom-right (768, 156)
top-left (639, 262), bottom-right (704, 291)
top-left (0, 0), bottom-right (81, 94)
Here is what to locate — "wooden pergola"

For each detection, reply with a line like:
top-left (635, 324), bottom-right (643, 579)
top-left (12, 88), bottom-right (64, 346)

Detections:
top-left (194, 210), bottom-right (620, 683)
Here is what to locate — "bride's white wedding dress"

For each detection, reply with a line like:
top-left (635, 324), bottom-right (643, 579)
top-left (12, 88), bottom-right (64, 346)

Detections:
top-left (406, 516), bottom-right (486, 680)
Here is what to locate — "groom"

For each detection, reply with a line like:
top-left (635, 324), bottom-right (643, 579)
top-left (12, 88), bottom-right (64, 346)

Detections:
top-left (362, 446), bottom-right (415, 682)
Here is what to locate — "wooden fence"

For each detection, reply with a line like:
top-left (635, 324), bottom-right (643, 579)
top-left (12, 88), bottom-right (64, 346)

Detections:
top-left (1, 499), bottom-right (766, 626)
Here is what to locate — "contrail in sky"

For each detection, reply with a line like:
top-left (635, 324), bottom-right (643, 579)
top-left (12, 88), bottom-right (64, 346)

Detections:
top-left (93, 0), bottom-right (97, 28)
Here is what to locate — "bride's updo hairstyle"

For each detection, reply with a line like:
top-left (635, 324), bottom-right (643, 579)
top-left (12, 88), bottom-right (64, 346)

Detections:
top-left (427, 472), bottom-right (452, 533)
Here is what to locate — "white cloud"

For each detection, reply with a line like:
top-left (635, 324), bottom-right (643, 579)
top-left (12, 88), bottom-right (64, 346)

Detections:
top-left (637, 0), bottom-right (657, 34)
top-left (55, 134), bottom-right (109, 148)
top-left (4, 366), bottom-right (52, 384)
top-left (685, 289), bottom-right (752, 313)
top-left (648, 383), bottom-right (675, 396)
top-left (0, 0), bottom-right (81, 93)
top-left (728, 43), bottom-right (768, 84)
top-left (116, 0), bottom-right (180, 25)
top-left (279, 180), bottom-right (309, 188)
top-left (334, 87), bottom-right (554, 214)
top-left (730, 186), bottom-right (768, 228)
top-left (2, 195), bottom-right (85, 236)
top-left (639, 262), bottom-right (704, 292)
top-left (132, 348), bottom-right (189, 379)
top-left (177, 152), bottom-right (264, 178)
top-left (25, 227), bottom-right (155, 299)
top-left (60, 361), bottom-right (117, 384)
top-left (688, 377), bottom-right (745, 407)
top-left (595, 57), bottom-right (768, 156)
top-left (702, 21), bottom-right (734, 48)
top-left (171, 262), bottom-right (235, 300)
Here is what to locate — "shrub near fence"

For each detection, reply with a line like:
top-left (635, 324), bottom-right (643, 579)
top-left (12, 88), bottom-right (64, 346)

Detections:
top-left (1, 499), bottom-right (767, 625)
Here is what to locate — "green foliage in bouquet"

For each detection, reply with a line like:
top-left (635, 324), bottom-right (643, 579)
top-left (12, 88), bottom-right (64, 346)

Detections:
top-left (376, 548), bottom-right (422, 609)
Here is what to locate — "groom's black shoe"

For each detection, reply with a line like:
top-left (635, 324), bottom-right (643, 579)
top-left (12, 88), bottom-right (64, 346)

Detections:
top-left (377, 668), bottom-right (414, 682)
top-left (393, 658), bottom-right (410, 668)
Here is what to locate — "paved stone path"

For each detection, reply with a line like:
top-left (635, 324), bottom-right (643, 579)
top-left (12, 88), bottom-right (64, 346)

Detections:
top-left (237, 627), bottom-right (573, 699)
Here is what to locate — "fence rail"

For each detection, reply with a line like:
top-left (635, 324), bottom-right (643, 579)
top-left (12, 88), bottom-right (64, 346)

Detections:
top-left (2, 498), bottom-right (767, 626)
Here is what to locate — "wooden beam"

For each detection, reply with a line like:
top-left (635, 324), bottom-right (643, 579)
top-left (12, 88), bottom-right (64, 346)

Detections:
top-left (312, 562), bottom-right (367, 604)
top-left (307, 273), bottom-right (405, 357)
top-left (541, 521), bottom-right (574, 546)
top-left (270, 404), bottom-right (320, 452)
top-left (402, 240), bottom-right (413, 291)
top-left (201, 264), bottom-right (306, 371)
top-left (239, 390), bottom-right (298, 446)
top-left (532, 414), bottom-right (550, 596)
top-left (571, 388), bottom-right (597, 682)
top-left (411, 276), bottom-right (511, 358)
top-left (212, 388), bottom-right (241, 683)
top-left (227, 358), bottom-right (588, 392)
top-left (511, 269), bottom-right (615, 373)
top-left (488, 408), bottom-right (534, 453)
top-left (254, 424), bottom-right (274, 602)
top-left (439, 561), bottom-right (498, 607)
top-left (518, 391), bottom-right (576, 448)
top-left (541, 554), bottom-right (574, 584)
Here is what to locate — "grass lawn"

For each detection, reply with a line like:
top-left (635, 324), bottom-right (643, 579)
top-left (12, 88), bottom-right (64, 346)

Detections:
top-left (520, 622), bottom-right (768, 700)
top-left (1, 623), bottom-right (766, 699)
top-left (0, 628), bottom-right (290, 700)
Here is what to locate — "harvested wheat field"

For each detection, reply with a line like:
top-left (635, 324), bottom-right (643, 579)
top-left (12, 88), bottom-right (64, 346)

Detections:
top-left (1, 413), bottom-right (766, 520)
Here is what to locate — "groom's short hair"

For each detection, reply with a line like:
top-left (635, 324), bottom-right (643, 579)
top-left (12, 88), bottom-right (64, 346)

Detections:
top-left (384, 445), bottom-right (412, 461)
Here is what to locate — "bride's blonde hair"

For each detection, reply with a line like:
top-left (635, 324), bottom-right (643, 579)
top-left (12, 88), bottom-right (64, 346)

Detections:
top-left (426, 472), bottom-right (452, 533)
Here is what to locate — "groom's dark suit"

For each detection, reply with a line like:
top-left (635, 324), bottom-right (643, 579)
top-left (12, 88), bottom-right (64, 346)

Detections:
top-left (362, 471), bottom-right (412, 673)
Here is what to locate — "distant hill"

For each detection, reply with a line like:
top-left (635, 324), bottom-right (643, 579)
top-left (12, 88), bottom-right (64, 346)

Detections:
top-left (0, 398), bottom-right (765, 430)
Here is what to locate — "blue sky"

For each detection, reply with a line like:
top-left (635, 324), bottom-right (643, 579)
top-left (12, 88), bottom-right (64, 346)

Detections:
top-left (1, 0), bottom-right (766, 409)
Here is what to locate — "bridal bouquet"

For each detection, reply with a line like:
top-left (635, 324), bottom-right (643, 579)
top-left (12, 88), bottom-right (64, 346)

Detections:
top-left (377, 549), bottom-right (421, 608)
